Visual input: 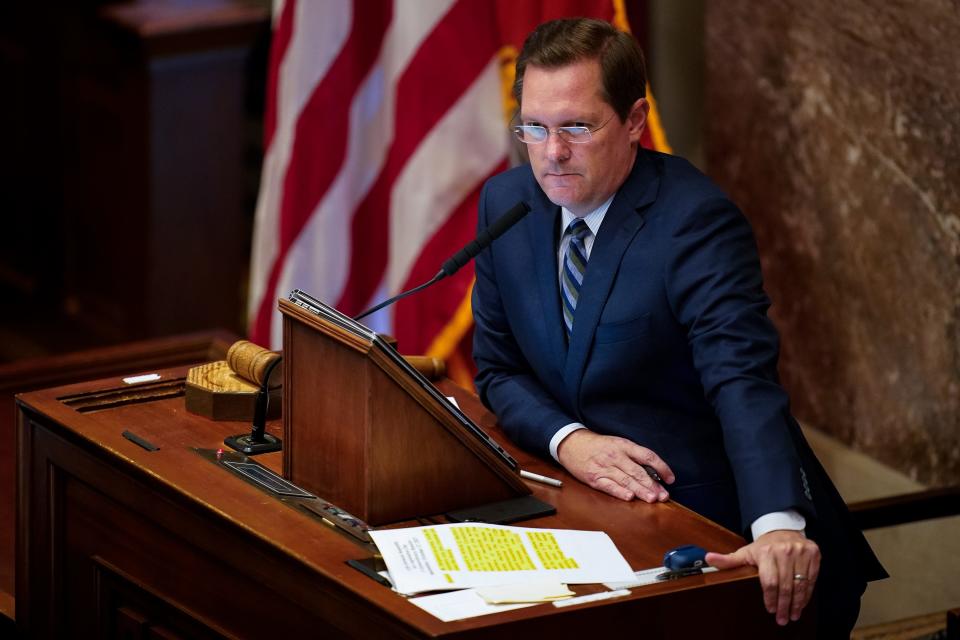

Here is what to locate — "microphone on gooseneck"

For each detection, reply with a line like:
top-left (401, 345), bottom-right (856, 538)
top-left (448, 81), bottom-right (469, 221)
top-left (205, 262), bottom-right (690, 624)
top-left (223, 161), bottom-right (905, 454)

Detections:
top-left (438, 201), bottom-right (532, 277)
top-left (353, 201), bottom-right (532, 322)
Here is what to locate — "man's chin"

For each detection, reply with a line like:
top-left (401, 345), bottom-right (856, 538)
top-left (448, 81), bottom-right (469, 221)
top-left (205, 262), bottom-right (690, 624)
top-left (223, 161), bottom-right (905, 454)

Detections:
top-left (542, 187), bottom-right (580, 211)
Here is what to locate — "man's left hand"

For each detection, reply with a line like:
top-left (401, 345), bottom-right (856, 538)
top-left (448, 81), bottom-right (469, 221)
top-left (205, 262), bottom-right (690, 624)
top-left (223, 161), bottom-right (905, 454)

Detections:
top-left (705, 530), bottom-right (820, 626)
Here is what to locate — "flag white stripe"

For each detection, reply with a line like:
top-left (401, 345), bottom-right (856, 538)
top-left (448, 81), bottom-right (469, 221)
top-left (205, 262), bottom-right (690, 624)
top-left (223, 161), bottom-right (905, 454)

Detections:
top-left (386, 58), bottom-right (509, 292)
top-left (247, 1), bottom-right (353, 327)
top-left (269, 0), bottom-right (456, 347)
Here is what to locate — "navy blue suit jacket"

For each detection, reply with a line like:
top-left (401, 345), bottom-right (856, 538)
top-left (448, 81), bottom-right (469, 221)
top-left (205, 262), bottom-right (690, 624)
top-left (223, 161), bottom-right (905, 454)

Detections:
top-left (472, 149), bottom-right (885, 586)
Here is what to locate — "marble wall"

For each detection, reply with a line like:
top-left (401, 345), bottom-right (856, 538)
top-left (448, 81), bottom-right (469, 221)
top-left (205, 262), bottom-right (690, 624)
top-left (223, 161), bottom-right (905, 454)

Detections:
top-left (704, 1), bottom-right (960, 486)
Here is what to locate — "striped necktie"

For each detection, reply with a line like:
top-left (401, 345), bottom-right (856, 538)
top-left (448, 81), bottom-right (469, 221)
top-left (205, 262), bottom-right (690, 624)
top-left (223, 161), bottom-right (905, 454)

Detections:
top-left (561, 218), bottom-right (592, 338)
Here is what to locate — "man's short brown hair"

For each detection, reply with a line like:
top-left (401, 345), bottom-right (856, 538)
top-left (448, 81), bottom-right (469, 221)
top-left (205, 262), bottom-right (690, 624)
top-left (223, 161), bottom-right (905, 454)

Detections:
top-left (513, 17), bottom-right (647, 122)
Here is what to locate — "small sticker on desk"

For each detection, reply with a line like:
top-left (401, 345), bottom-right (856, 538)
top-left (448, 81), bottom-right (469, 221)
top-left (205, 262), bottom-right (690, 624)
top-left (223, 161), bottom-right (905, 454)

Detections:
top-left (123, 373), bottom-right (161, 384)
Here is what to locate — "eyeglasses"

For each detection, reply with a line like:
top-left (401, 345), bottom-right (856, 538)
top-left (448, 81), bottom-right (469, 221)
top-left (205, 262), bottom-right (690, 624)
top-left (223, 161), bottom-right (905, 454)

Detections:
top-left (512, 113), bottom-right (615, 145)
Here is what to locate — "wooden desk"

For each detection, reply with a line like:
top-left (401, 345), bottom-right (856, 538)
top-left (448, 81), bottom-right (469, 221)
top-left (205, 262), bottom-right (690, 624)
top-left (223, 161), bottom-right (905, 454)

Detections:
top-left (0, 331), bottom-right (238, 628)
top-left (16, 367), bottom-right (812, 638)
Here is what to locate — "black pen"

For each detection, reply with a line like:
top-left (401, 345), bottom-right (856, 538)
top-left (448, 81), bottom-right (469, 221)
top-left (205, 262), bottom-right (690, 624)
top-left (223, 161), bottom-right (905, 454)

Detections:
top-left (346, 559), bottom-right (392, 588)
top-left (641, 464), bottom-right (663, 484)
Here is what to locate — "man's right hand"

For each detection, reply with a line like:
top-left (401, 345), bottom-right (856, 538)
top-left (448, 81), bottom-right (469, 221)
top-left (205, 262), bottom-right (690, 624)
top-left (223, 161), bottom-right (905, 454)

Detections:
top-left (556, 429), bottom-right (675, 502)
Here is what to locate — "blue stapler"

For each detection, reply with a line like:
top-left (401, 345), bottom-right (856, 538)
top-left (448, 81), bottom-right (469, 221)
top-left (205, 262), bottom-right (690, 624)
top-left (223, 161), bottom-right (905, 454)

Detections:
top-left (658, 544), bottom-right (708, 580)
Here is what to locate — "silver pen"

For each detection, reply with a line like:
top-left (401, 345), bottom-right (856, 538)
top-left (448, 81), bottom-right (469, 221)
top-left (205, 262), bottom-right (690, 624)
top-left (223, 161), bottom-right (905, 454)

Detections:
top-left (520, 469), bottom-right (563, 487)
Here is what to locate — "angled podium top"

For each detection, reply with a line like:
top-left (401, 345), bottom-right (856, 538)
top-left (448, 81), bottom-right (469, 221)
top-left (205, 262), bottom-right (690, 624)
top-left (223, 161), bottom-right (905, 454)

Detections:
top-left (279, 290), bottom-right (528, 525)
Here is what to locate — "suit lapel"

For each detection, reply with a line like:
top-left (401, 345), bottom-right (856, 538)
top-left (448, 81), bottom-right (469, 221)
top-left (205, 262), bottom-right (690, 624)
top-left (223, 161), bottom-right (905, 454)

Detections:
top-left (562, 150), bottom-right (661, 404)
top-left (526, 193), bottom-right (566, 370)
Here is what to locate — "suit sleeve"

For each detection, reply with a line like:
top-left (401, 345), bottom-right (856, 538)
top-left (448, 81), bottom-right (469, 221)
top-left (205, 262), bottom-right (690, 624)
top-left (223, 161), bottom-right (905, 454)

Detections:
top-left (664, 197), bottom-right (816, 529)
top-left (472, 184), bottom-right (574, 460)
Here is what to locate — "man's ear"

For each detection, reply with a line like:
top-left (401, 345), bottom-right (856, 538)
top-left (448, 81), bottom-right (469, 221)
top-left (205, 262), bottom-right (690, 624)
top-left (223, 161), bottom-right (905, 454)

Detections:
top-left (627, 97), bottom-right (649, 143)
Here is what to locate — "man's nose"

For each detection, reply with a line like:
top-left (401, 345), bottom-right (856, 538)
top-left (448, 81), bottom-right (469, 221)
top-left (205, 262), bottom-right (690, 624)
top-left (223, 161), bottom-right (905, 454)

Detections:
top-left (545, 131), bottom-right (571, 162)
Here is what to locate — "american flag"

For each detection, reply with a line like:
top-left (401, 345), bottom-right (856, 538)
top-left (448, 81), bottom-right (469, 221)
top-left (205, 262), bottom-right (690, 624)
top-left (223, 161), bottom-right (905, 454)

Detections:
top-left (247, 0), bottom-right (670, 386)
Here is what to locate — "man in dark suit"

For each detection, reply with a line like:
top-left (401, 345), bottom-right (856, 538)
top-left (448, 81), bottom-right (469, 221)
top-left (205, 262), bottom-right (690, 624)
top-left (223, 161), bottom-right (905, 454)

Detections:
top-left (472, 17), bottom-right (884, 635)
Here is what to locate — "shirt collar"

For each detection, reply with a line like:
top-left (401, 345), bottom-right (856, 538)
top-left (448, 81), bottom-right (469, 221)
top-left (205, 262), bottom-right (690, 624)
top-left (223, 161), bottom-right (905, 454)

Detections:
top-left (561, 195), bottom-right (615, 237)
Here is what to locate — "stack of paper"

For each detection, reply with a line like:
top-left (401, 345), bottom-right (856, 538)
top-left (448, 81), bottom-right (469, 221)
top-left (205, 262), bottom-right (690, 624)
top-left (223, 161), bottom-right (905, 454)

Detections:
top-left (368, 522), bottom-right (637, 622)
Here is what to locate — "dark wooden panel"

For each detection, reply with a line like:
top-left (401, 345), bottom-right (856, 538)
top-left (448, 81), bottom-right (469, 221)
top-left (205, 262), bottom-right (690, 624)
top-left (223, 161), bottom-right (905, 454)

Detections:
top-left (0, 1), bottom-right (268, 347)
top-left (0, 330), bottom-right (238, 624)
top-left (61, 2), bottom-right (268, 340)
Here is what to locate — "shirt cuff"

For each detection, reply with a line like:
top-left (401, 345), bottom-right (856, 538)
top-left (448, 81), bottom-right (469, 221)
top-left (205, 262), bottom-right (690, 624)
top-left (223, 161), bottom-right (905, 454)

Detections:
top-left (549, 423), bottom-right (587, 462)
top-left (750, 509), bottom-right (807, 540)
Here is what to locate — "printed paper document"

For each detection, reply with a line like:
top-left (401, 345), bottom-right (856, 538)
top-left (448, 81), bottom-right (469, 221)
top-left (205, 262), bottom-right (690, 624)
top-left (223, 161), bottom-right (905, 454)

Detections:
top-left (369, 522), bottom-right (634, 595)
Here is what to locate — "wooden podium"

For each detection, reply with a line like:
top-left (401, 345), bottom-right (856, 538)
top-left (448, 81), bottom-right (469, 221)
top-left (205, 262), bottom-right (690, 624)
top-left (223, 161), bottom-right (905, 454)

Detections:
top-left (14, 362), bottom-right (813, 637)
top-left (279, 291), bottom-right (528, 525)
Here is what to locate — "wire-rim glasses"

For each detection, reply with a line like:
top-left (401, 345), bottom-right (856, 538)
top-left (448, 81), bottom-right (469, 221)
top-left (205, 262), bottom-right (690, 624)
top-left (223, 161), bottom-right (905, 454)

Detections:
top-left (512, 113), bottom-right (616, 145)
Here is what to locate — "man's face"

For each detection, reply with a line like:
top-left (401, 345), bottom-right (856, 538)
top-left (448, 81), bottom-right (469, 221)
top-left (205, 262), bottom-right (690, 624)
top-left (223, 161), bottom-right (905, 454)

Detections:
top-left (520, 59), bottom-right (647, 216)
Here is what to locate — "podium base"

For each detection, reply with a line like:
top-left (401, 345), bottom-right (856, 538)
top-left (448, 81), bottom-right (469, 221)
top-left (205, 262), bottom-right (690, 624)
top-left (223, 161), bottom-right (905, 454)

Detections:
top-left (445, 495), bottom-right (556, 524)
top-left (224, 433), bottom-right (282, 455)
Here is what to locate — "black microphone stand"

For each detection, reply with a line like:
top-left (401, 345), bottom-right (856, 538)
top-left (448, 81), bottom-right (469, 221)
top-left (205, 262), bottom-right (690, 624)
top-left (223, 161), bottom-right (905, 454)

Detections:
top-left (354, 272), bottom-right (444, 321)
top-left (224, 356), bottom-right (283, 455)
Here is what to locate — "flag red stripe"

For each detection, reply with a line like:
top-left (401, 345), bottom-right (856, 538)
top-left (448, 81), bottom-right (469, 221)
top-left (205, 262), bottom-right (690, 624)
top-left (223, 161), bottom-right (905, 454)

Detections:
top-left (393, 164), bottom-right (505, 353)
top-left (494, 0), bottom-right (615, 49)
top-left (262, 0), bottom-right (296, 151)
top-left (335, 0), bottom-right (500, 314)
top-left (251, 0), bottom-right (392, 343)
top-left (277, 0), bottom-right (391, 251)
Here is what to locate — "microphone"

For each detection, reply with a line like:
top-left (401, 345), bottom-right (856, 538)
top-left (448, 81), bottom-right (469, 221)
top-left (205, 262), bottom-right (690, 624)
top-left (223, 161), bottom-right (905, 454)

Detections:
top-left (354, 201), bottom-right (531, 321)
top-left (439, 201), bottom-right (532, 277)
